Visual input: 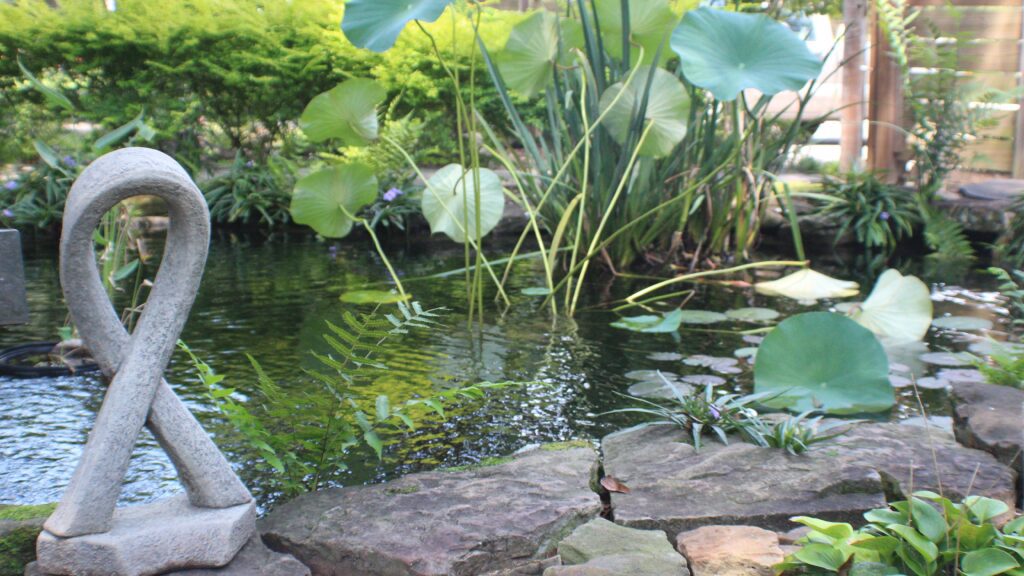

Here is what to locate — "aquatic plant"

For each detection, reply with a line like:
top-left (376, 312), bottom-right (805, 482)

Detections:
top-left (180, 302), bottom-right (519, 497)
top-left (776, 493), bottom-right (1024, 575)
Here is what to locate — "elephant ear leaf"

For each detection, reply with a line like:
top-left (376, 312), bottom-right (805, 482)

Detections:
top-left (670, 7), bottom-right (822, 101)
top-left (342, 0), bottom-right (451, 53)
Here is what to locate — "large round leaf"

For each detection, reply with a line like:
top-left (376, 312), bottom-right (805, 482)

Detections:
top-left (291, 164), bottom-right (378, 238)
top-left (670, 7), bottom-right (822, 101)
top-left (300, 79), bottom-right (386, 145)
top-left (496, 12), bottom-right (559, 98)
top-left (341, 0), bottom-right (451, 53)
top-left (422, 164), bottom-right (505, 243)
top-left (599, 66), bottom-right (689, 158)
top-left (755, 268), bottom-right (859, 301)
top-left (595, 0), bottom-right (679, 65)
top-left (754, 312), bottom-right (893, 414)
top-left (849, 269), bottom-right (933, 343)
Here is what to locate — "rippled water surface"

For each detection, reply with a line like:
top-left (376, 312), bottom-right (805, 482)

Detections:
top-left (0, 231), bottom-right (1011, 508)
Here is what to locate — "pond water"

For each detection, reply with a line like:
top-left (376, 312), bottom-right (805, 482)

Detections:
top-left (0, 231), bottom-right (1012, 510)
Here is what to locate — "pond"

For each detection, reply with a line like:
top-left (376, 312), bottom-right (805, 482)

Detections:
top-left (0, 231), bottom-right (1011, 510)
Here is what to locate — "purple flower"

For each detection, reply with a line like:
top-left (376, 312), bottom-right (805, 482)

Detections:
top-left (62, 155), bottom-right (77, 168)
top-left (382, 188), bottom-right (403, 202)
top-left (245, 160), bottom-right (255, 168)
top-left (879, 211), bottom-right (890, 221)
top-left (3, 181), bottom-right (18, 191)
top-left (708, 406), bottom-right (721, 421)
top-left (2, 208), bottom-right (13, 218)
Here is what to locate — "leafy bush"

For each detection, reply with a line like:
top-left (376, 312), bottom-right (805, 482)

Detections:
top-left (776, 492), bottom-right (1024, 575)
top-left (813, 172), bottom-right (920, 252)
top-left (180, 302), bottom-right (519, 498)
top-left (202, 153), bottom-right (296, 227)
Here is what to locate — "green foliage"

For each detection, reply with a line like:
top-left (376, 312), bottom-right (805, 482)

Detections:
top-left (179, 302), bottom-right (519, 497)
top-left (814, 172), bottom-right (920, 253)
top-left (604, 382), bottom-right (848, 453)
top-left (202, 153), bottom-right (297, 227)
top-left (776, 493), bottom-right (1024, 575)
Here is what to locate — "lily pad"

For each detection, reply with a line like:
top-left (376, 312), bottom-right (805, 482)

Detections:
top-left (889, 374), bottom-right (912, 388)
top-left (913, 376), bottom-right (949, 390)
top-left (670, 7), bottom-right (822, 101)
top-left (627, 379), bottom-right (693, 400)
top-left (734, 347), bottom-right (758, 360)
top-left (931, 315), bottom-right (993, 332)
top-left (624, 369), bottom-right (679, 381)
top-left (421, 164), bottom-right (505, 243)
top-left (341, 0), bottom-right (451, 53)
top-left (290, 164), bottom-right (378, 238)
top-left (677, 309), bottom-right (728, 324)
top-left (521, 287), bottom-right (552, 296)
top-left (849, 269), bottom-right (933, 343)
top-left (967, 339), bottom-right (1024, 356)
top-left (339, 290), bottom-right (410, 304)
top-left (754, 312), bottom-right (893, 414)
top-left (919, 351), bottom-right (973, 367)
top-left (598, 66), bottom-right (689, 158)
top-left (683, 355), bottom-right (742, 374)
top-left (935, 368), bottom-right (985, 384)
top-left (613, 309), bottom-right (687, 333)
top-left (647, 352), bottom-right (684, 361)
top-left (725, 307), bottom-right (780, 322)
top-left (755, 269), bottom-right (859, 301)
top-left (299, 79), bottom-right (386, 145)
top-left (681, 374), bottom-right (727, 386)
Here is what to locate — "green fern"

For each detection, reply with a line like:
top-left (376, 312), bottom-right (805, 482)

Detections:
top-left (922, 209), bottom-right (974, 262)
top-left (180, 302), bottom-right (519, 498)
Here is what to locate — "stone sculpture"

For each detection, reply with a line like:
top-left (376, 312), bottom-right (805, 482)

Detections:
top-left (34, 148), bottom-right (256, 576)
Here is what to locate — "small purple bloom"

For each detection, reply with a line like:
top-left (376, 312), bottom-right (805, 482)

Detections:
top-left (2, 208), bottom-right (14, 218)
top-left (3, 181), bottom-right (18, 191)
top-left (708, 406), bottom-right (721, 420)
top-left (383, 188), bottom-right (403, 202)
top-left (879, 211), bottom-right (890, 221)
top-left (62, 155), bottom-right (77, 168)
top-left (245, 160), bottom-right (255, 168)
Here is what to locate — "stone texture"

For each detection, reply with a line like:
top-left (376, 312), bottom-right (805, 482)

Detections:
top-left (676, 525), bottom-right (784, 576)
top-left (543, 554), bottom-right (685, 576)
top-left (543, 518), bottom-right (688, 576)
top-left (0, 229), bottom-right (29, 326)
top-left (36, 496), bottom-right (255, 576)
top-left (172, 536), bottom-right (311, 576)
top-left (952, 381), bottom-right (1024, 471)
top-left (261, 444), bottom-right (601, 576)
top-left (602, 422), bottom-right (1017, 539)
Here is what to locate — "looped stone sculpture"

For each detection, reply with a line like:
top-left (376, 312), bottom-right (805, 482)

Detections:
top-left (35, 148), bottom-right (255, 576)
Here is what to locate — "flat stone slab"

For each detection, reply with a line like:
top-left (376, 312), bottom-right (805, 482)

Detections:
top-left (602, 422), bottom-right (1017, 539)
top-left (261, 444), bottom-right (601, 576)
top-left (171, 536), bottom-right (310, 575)
top-left (959, 179), bottom-right (1024, 201)
top-left (544, 518), bottom-right (688, 576)
top-left (34, 495), bottom-right (255, 576)
top-left (676, 525), bottom-right (784, 576)
top-left (952, 381), bottom-right (1024, 471)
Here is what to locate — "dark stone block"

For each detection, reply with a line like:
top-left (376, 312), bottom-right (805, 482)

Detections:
top-left (0, 229), bottom-right (29, 326)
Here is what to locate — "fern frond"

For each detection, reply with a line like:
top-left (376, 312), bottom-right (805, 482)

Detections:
top-left (922, 209), bottom-right (974, 261)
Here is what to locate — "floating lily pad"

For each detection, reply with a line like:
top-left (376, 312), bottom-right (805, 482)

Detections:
top-left (647, 352), bottom-right (684, 361)
top-left (967, 339), bottom-right (1024, 356)
top-left (681, 374), bottom-right (727, 386)
top-left (931, 316), bottom-right (994, 332)
top-left (339, 290), bottom-right (410, 304)
top-left (919, 352), bottom-right (973, 367)
top-left (725, 307), bottom-right (780, 322)
top-left (753, 312), bottom-right (893, 414)
top-left (935, 368), bottom-right (985, 384)
top-left (521, 287), bottom-right (552, 296)
top-left (627, 379), bottom-right (693, 400)
top-left (678, 310), bottom-right (729, 324)
top-left (734, 347), bottom-right (758, 359)
top-left (683, 355), bottom-right (742, 374)
top-left (849, 269), bottom-right (933, 343)
top-left (754, 269), bottom-right (859, 301)
top-left (913, 376), bottom-right (949, 390)
top-left (742, 335), bottom-right (764, 345)
top-left (624, 369), bottom-right (679, 381)
top-left (889, 374), bottom-right (912, 388)
top-left (612, 309), bottom-right (683, 333)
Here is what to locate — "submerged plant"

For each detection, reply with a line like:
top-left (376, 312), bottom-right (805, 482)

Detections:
top-left (180, 302), bottom-right (519, 498)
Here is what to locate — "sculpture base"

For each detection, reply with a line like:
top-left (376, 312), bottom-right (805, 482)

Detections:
top-left (32, 494), bottom-right (255, 576)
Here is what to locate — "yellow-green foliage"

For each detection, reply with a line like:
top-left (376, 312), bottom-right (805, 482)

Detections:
top-left (0, 0), bottom-right (531, 161)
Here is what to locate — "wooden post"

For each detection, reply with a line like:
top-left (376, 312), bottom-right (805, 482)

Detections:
top-left (1013, 0), bottom-right (1024, 177)
top-left (867, 9), bottom-right (906, 181)
top-left (841, 0), bottom-right (868, 172)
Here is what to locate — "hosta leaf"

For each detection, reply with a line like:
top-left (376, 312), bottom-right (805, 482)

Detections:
top-left (421, 164), bottom-right (505, 243)
top-left (290, 164), bottom-right (378, 238)
top-left (754, 312), bottom-right (893, 414)
top-left (670, 7), bottom-right (822, 101)
top-left (300, 79), bottom-right (386, 145)
top-left (598, 66), bottom-right (689, 158)
top-left (849, 269), bottom-right (933, 343)
top-left (341, 0), bottom-right (451, 53)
